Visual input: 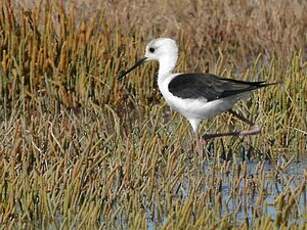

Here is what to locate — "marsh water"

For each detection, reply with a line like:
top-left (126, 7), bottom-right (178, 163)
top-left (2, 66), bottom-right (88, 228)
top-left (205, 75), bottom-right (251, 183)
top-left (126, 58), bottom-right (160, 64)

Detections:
top-left (214, 159), bottom-right (306, 224)
top-left (145, 157), bottom-right (306, 228)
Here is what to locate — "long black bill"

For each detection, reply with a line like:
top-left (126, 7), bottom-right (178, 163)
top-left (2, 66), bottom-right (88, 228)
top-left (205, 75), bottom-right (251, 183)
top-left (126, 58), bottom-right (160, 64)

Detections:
top-left (118, 57), bottom-right (147, 80)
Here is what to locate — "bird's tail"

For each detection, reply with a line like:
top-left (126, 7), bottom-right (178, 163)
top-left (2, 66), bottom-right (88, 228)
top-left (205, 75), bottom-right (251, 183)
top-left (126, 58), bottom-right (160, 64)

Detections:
top-left (260, 81), bottom-right (282, 87)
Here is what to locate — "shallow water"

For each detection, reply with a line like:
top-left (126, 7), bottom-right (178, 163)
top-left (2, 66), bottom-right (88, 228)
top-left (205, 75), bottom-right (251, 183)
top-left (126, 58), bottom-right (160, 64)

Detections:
top-left (145, 157), bottom-right (307, 228)
top-left (218, 159), bottom-right (306, 225)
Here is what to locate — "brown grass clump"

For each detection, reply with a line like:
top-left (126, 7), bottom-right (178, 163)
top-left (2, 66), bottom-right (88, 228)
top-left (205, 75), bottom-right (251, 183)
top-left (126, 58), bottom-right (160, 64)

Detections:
top-left (102, 0), bottom-right (307, 65)
top-left (0, 0), bottom-right (306, 228)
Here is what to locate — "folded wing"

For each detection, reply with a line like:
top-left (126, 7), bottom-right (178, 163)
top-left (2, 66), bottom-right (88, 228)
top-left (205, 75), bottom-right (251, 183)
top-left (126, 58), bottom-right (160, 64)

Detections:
top-left (168, 73), bottom-right (269, 101)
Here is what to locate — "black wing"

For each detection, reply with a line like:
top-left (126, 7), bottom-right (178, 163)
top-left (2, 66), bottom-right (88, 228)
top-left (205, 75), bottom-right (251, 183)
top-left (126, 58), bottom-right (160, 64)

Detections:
top-left (168, 73), bottom-right (269, 101)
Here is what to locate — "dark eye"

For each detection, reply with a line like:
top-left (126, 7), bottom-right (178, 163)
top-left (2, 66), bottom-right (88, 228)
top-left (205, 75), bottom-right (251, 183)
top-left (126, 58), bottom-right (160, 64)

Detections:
top-left (149, 47), bottom-right (155, 53)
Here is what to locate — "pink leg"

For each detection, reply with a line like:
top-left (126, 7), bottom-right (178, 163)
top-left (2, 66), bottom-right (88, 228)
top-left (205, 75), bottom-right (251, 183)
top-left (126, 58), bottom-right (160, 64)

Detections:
top-left (228, 110), bottom-right (254, 126)
top-left (195, 134), bottom-right (207, 155)
top-left (203, 125), bottom-right (261, 140)
top-left (202, 110), bottom-right (261, 140)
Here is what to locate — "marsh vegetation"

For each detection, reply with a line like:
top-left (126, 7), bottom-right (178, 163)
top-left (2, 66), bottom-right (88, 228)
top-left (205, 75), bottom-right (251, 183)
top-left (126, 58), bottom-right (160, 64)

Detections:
top-left (0, 0), bottom-right (306, 229)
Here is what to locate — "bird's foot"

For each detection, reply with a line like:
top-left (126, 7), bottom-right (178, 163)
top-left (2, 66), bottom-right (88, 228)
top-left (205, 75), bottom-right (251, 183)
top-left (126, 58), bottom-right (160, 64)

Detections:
top-left (238, 125), bottom-right (261, 136)
top-left (202, 125), bottom-right (261, 140)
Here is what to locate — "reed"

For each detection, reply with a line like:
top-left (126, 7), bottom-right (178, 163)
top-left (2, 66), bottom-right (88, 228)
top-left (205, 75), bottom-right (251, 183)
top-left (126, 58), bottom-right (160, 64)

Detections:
top-left (0, 0), bottom-right (306, 228)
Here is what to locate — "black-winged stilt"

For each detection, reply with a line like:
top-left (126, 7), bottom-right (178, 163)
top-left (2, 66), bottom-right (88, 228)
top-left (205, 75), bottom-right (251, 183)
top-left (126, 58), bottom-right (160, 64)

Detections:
top-left (119, 38), bottom-right (278, 151)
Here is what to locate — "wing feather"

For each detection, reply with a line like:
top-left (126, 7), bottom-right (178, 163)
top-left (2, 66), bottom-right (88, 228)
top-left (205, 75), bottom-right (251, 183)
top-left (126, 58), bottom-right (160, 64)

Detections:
top-left (168, 73), bottom-right (268, 101)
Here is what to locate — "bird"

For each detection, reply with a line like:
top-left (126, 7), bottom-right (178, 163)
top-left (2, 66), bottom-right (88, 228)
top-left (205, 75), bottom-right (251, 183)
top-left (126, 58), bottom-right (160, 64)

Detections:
top-left (119, 38), bottom-right (278, 152)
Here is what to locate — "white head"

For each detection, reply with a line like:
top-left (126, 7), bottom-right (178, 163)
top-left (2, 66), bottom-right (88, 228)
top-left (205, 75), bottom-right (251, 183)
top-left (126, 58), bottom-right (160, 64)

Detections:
top-left (119, 38), bottom-right (179, 79)
top-left (144, 38), bottom-right (178, 61)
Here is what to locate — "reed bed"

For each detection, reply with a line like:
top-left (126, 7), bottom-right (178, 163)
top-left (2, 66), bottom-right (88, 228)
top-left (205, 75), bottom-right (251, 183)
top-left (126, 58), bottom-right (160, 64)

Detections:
top-left (0, 0), bottom-right (306, 229)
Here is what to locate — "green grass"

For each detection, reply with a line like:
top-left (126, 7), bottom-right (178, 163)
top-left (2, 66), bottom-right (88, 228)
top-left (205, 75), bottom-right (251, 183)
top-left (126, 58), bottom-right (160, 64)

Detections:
top-left (0, 0), bottom-right (306, 229)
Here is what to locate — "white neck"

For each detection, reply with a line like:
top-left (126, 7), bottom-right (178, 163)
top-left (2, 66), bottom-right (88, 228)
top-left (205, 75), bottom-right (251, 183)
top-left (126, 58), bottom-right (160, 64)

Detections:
top-left (158, 55), bottom-right (177, 79)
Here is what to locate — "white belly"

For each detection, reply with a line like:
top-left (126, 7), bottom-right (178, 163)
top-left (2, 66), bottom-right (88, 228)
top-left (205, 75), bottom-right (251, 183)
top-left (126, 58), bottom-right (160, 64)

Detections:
top-left (164, 92), bottom-right (238, 120)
